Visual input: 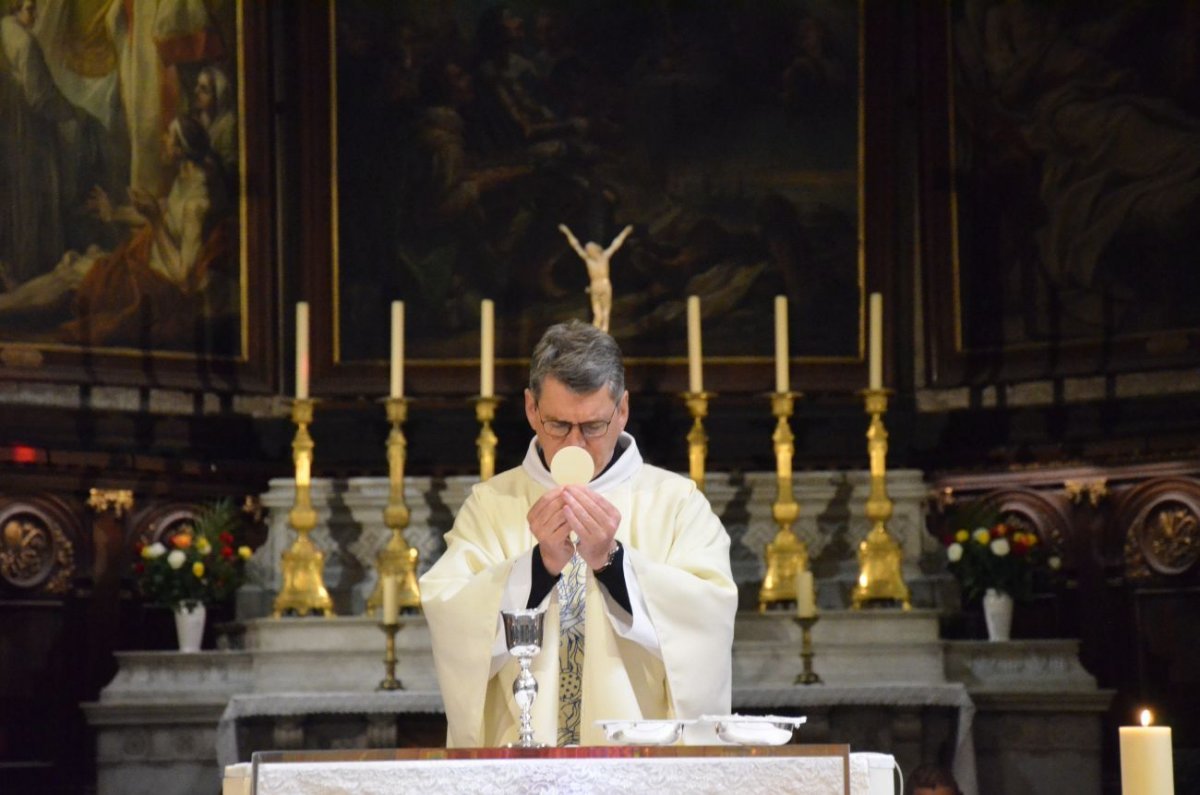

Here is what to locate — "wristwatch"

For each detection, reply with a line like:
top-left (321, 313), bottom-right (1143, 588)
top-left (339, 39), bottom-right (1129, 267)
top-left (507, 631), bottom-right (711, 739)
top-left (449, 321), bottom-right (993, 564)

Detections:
top-left (593, 540), bottom-right (621, 574)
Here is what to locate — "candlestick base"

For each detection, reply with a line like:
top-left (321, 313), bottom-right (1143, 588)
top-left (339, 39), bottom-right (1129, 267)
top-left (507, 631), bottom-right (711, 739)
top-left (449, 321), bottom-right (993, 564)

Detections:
top-left (474, 396), bottom-right (502, 481)
top-left (366, 397), bottom-right (421, 617)
top-left (680, 391), bottom-right (715, 492)
top-left (274, 398), bottom-right (334, 618)
top-left (851, 388), bottom-right (911, 610)
top-left (378, 621), bottom-right (403, 691)
top-left (759, 390), bottom-right (808, 611)
top-left (793, 615), bottom-right (822, 685)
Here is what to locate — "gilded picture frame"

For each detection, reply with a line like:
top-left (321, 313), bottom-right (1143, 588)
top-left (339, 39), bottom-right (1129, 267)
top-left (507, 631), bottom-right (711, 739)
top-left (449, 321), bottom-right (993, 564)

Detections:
top-left (919, 0), bottom-right (1200, 386)
top-left (303, 0), bottom-right (892, 396)
top-left (0, 0), bottom-right (274, 392)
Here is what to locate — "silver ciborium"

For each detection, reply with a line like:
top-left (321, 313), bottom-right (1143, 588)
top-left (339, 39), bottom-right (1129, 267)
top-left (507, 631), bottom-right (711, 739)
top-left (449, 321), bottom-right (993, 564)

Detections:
top-left (501, 607), bottom-right (547, 748)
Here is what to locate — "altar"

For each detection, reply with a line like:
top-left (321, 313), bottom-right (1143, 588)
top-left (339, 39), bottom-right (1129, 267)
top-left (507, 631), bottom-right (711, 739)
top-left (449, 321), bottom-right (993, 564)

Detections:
top-left (222, 746), bottom-right (900, 795)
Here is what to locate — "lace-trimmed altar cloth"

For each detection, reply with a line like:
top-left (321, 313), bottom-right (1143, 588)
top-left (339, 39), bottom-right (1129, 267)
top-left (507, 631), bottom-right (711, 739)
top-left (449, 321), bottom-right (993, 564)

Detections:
top-left (226, 751), bottom-right (891, 795)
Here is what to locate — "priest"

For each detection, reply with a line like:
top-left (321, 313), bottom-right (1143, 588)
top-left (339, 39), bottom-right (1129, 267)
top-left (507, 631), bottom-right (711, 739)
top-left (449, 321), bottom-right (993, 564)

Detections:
top-left (421, 319), bottom-right (738, 747)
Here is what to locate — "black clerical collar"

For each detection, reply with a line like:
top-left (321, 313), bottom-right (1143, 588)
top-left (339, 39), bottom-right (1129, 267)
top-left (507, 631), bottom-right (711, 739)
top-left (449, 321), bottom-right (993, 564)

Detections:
top-left (536, 436), bottom-right (628, 481)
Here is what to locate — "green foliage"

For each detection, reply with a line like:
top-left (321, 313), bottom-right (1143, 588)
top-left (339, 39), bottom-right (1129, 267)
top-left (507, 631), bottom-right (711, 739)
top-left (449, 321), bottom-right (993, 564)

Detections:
top-left (134, 499), bottom-right (253, 609)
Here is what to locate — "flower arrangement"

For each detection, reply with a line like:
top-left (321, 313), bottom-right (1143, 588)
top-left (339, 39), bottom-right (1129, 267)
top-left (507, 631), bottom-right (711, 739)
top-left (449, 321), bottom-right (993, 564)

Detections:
top-left (942, 519), bottom-right (1062, 603)
top-left (133, 499), bottom-right (253, 609)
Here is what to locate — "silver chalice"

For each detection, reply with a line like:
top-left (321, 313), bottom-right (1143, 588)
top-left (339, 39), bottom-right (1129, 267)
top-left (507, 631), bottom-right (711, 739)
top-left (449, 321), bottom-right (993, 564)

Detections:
top-left (501, 607), bottom-right (547, 748)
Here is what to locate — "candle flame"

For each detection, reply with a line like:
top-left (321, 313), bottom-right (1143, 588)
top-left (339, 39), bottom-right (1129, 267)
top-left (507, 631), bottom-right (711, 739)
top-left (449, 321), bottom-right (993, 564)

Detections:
top-left (1140, 709), bottom-right (1153, 727)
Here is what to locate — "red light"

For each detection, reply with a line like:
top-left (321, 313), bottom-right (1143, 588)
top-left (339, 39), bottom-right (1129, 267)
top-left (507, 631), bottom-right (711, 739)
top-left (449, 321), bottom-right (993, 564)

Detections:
top-left (12, 445), bottom-right (38, 463)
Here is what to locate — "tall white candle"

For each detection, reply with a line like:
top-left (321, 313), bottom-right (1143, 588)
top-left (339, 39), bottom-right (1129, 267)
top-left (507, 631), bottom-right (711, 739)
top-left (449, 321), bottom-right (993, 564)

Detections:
top-left (687, 295), bottom-right (703, 393)
top-left (868, 292), bottom-right (883, 390)
top-left (381, 575), bottom-right (399, 624)
top-left (480, 299), bottom-right (495, 398)
top-left (796, 569), bottom-right (816, 618)
top-left (295, 302), bottom-right (309, 400)
top-left (390, 301), bottom-right (405, 398)
top-left (1120, 710), bottom-right (1175, 795)
top-left (774, 296), bottom-right (789, 393)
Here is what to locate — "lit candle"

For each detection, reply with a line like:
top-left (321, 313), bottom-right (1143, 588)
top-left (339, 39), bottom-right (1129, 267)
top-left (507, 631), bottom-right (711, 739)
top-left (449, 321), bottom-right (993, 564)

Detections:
top-left (687, 295), bottom-right (703, 393)
top-left (381, 575), bottom-right (399, 624)
top-left (480, 299), bottom-right (495, 398)
top-left (774, 296), bottom-right (789, 393)
top-left (868, 292), bottom-right (882, 390)
top-left (295, 302), bottom-right (309, 399)
top-left (796, 569), bottom-right (816, 618)
top-left (389, 301), bottom-right (404, 398)
top-left (1120, 709), bottom-right (1175, 795)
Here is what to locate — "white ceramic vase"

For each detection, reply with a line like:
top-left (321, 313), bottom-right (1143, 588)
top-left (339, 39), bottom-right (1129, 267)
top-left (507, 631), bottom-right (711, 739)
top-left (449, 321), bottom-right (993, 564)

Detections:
top-left (982, 588), bottom-right (1013, 641)
top-left (173, 602), bottom-right (206, 652)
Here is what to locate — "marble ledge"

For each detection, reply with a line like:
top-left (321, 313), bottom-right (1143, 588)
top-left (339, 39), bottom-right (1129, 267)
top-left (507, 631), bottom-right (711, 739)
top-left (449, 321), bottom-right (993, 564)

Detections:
top-left (945, 640), bottom-right (1098, 691)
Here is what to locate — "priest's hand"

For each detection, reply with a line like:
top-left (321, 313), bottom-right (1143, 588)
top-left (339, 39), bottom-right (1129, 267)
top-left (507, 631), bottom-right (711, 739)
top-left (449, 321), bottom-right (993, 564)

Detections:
top-left (562, 485), bottom-right (620, 571)
top-left (527, 488), bottom-right (574, 575)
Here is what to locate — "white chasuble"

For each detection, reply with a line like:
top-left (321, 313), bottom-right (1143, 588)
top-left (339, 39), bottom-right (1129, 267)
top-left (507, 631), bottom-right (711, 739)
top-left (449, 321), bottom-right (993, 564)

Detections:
top-left (420, 433), bottom-right (738, 748)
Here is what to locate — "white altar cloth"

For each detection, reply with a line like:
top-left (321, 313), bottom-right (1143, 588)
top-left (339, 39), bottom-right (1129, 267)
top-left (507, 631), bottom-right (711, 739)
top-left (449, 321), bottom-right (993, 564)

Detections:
top-left (224, 749), bottom-right (898, 795)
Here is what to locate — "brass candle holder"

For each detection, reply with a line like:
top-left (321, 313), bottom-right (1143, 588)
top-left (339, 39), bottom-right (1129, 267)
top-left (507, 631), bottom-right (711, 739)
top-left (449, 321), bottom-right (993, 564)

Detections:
top-left (793, 615), bottom-right (822, 685)
top-left (758, 391), bottom-right (809, 611)
top-left (850, 389), bottom-right (911, 609)
top-left (377, 620), bottom-right (403, 691)
top-left (367, 397), bottom-right (422, 617)
top-left (274, 398), bottom-right (334, 618)
top-left (681, 391), bottom-right (715, 492)
top-left (475, 396), bottom-right (501, 481)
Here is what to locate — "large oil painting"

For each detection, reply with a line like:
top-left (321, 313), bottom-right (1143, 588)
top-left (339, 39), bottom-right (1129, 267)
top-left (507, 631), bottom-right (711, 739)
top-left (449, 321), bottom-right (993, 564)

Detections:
top-left (923, 0), bottom-right (1200, 383)
top-left (329, 0), bottom-right (865, 383)
top-left (0, 0), bottom-right (270, 390)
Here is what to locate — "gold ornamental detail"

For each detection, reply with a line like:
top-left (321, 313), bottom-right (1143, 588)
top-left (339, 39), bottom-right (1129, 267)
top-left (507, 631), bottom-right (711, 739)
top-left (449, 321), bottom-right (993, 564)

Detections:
top-left (87, 489), bottom-right (134, 517)
top-left (1, 515), bottom-right (74, 593)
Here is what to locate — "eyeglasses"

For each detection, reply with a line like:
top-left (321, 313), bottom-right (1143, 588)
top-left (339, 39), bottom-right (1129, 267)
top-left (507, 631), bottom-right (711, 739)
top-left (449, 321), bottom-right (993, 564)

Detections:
top-left (536, 395), bottom-right (622, 439)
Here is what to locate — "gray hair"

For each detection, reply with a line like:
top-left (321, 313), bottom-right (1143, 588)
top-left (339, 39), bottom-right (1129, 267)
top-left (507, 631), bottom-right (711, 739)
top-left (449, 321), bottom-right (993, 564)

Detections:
top-left (529, 320), bottom-right (624, 401)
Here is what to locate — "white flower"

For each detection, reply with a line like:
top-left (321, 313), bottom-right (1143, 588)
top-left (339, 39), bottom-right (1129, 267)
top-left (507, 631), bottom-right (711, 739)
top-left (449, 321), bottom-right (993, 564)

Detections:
top-left (990, 538), bottom-right (1011, 556)
top-left (947, 543), bottom-right (963, 562)
top-left (146, 542), bottom-right (167, 558)
top-left (167, 549), bottom-right (187, 569)
top-left (1048, 556), bottom-right (1062, 570)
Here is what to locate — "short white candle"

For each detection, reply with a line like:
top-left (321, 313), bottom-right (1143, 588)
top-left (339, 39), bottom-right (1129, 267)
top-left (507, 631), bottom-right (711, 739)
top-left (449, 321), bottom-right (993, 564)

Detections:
top-left (1120, 710), bottom-right (1174, 795)
top-left (774, 296), bottom-right (789, 393)
top-left (381, 575), bottom-right (399, 624)
top-left (480, 299), bottom-right (495, 398)
top-left (389, 301), bottom-right (404, 398)
top-left (796, 569), bottom-right (816, 618)
top-left (295, 302), bottom-right (309, 400)
top-left (687, 295), bottom-right (703, 393)
top-left (868, 292), bottom-right (882, 390)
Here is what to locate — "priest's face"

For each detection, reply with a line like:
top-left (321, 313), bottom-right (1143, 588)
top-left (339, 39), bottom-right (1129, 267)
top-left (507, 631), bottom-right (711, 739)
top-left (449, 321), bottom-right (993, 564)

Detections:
top-left (525, 376), bottom-right (629, 476)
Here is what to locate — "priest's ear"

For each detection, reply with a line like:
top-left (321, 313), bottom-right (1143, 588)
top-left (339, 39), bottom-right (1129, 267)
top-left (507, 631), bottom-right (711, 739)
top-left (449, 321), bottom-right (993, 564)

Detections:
top-left (614, 390), bottom-right (630, 433)
top-left (523, 388), bottom-right (538, 430)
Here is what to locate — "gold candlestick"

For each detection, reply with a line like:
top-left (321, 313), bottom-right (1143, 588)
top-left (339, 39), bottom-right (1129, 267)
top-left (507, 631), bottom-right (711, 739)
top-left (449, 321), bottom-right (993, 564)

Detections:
top-left (367, 398), bottom-right (422, 616)
top-left (759, 391), bottom-right (809, 611)
top-left (377, 620), bottom-right (403, 690)
top-left (274, 398), bottom-right (334, 617)
top-left (475, 396), bottom-right (501, 481)
top-left (793, 615), bottom-right (822, 685)
top-left (851, 389), bottom-right (911, 609)
top-left (681, 391), bottom-right (715, 492)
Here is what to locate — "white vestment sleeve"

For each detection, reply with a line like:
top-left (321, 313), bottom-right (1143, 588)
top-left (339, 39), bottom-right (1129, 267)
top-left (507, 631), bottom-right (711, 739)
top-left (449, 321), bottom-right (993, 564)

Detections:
top-left (597, 552), bottom-right (662, 658)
